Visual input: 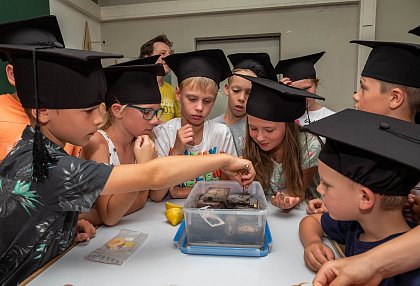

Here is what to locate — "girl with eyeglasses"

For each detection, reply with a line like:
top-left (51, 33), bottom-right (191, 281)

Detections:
top-left (80, 63), bottom-right (165, 226)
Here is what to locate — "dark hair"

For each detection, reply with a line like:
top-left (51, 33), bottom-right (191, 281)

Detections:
top-left (139, 34), bottom-right (173, 58)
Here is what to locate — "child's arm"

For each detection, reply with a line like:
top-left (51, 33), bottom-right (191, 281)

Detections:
top-left (313, 225), bottom-right (420, 286)
top-left (299, 214), bottom-right (335, 272)
top-left (102, 153), bottom-right (255, 196)
top-left (81, 133), bottom-right (140, 226)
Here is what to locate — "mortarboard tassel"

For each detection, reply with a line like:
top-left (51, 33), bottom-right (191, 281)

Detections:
top-left (31, 48), bottom-right (57, 182)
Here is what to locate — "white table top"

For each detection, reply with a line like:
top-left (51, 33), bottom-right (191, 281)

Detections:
top-left (28, 198), bottom-right (336, 286)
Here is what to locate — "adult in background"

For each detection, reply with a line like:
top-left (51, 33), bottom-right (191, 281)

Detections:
top-left (140, 35), bottom-right (181, 123)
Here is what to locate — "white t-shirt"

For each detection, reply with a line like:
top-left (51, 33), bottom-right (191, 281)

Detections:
top-left (296, 107), bottom-right (335, 126)
top-left (153, 118), bottom-right (237, 187)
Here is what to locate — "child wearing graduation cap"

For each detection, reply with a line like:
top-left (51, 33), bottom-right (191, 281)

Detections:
top-left (299, 109), bottom-right (420, 285)
top-left (275, 52), bottom-right (335, 126)
top-left (237, 74), bottom-right (324, 209)
top-left (80, 60), bottom-right (166, 226)
top-left (153, 49), bottom-right (237, 199)
top-left (211, 52), bottom-right (277, 156)
top-left (0, 23), bottom-right (255, 284)
top-left (307, 40), bottom-right (420, 216)
top-left (0, 15), bottom-right (81, 162)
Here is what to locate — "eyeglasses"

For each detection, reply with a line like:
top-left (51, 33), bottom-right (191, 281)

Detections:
top-left (126, 105), bottom-right (164, 121)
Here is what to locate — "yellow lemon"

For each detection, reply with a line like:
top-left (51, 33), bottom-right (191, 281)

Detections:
top-left (165, 201), bottom-right (183, 210)
top-left (165, 207), bottom-right (184, 226)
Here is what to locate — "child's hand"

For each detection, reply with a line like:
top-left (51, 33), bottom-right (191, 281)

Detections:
top-left (271, 192), bottom-right (300, 209)
top-left (172, 124), bottom-right (194, 155)
top-left (134, 135), bottom-right (157, 163)
top-left (221, 157), bottom-right (255, 187)
top-left (304, 241), bottom-right (335, 272)
top-left (306, 198), bottom-right (328, 214)
top-left (75, 219), bottom-right (96, 242)
top-left (280, 77), bottom-right (293, 86)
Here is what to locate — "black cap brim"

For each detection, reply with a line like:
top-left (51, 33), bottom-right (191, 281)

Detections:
top-left (409, 25), bottom-right (420, 37)
top-left (113, 55), bottom-right (160, 67)
top-left (303, 109), bottom-right (420, 170)
top-left (236, 74), bottom-right (325, 100)
top-left (0, 15), bottom-right (64, 47)
top-left (0, 44), bottom-right (122, 61)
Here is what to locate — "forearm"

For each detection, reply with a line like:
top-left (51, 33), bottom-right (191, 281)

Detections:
top-left (79, 209), bottom-right (103, 227)
top-left (170, 186), bottom-right (193, 199)
top-left (97, 193), bottom-right (139, 226)
top-left (102, 154), bottom-right (233, 195)
top-left (299, 214), bottom-right (324, 247)
top-left (364, 225), bottom-right (420, 279)
top-left (149, 188), bottom-right (169, 202)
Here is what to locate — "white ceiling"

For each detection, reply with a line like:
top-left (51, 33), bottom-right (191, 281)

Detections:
top-left (96, 0), bottom-right (179, 6)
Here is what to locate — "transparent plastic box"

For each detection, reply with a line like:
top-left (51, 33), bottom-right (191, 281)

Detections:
top-left (183, 181), bottom-right (268, 248)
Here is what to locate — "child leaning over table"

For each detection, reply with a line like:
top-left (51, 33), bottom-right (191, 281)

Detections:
top-left (0, 25), bottom-right (255, 285)
top-left (299, 109), bottom-right (420, 286)
top-left (152, 49), bottom-right (237, 200)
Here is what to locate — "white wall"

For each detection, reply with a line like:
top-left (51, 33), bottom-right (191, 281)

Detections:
top-left (49, 0), bottom-right (102, 51)
top-left (101, 4), bottom-right (359, 114)
top-left (48, 0), bottom-right (420, 115)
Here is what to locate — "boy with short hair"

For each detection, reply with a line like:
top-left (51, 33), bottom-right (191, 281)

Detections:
top-left (139, 34), bottom-right (181, 122)
top-left (0, 19), bottom-right (255, 284)
top-left (153, 49), bottom-right (237, 199)
top-left (211, 52), bottom-right (277, 156)
top-left (307, 40), bottom-right (420, 215)
top-left (299, 109), bottom-right (420, 285)
top-left (0, 15), bottom-right (80, 161)
top-left (351, 41), bottom-right (420, 123)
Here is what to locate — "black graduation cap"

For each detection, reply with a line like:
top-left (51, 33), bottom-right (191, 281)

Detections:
top-left (0, 15), bottom-right (122, 182)
top-left (235, 74), bottom-right (324, 122)
top-left (104, 63), bottom-right (164, 108)
top-left (351, 40), bottom-right (420, 88)
top-left (113, 55), bottom-right (160, 67)
top-left (4, 48), bottom-right (122, 109)
top-left (409, 25), bottom-right (420, 37)
top-left (0, 15), bottom-right (64, 61)
top-left (275, 51), bottom-right (325, 81)
top-left (227, 53), bottom-right (277, 81)
top-left (304, 109), bottom-right (420, 196)
top-left (164, 49), bottom-right (231, 85)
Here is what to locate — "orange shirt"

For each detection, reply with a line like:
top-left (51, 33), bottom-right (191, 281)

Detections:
top-left (0, 93), bottom-right (80, 160)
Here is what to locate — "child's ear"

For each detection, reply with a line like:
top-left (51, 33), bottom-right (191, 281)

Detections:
top-left (31, 109), bottom-right (50, 125)
top-left (223, 83), bottom-right (229, 96)
top-left (389, 87), bottom-right (405, 110)
top-left (359, 187), bottom-right (376, 211)
top-left (110, 104), bottom-right (124, 119)
top-left (175, 86), bottom-right (181, 101)
top-left (6, 64), bottom-right (15, 87)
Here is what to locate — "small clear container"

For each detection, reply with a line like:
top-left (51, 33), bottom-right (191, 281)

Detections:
top-left (183, 181), bottom-right (268, 248)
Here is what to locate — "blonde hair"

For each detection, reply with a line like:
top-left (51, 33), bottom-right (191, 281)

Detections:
top-left (379, 195), bottom-right (408, 210)
top-left (228, 68), bottom-right (256, 84)
top-left (379, 80), bottom-right (420, 116)
top-left (179, 77), bottom-right (218, 95)
top-left (101, 104), bottom-right (127, 130)
top-left (243, 122), bottom-right (305, 199)
top-left (342, 173), bottom-right (408, 211)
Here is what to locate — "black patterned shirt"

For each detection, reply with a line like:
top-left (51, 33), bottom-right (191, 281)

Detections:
top-left (0, 126), bottom-right (113, 285)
